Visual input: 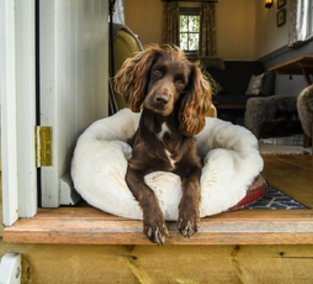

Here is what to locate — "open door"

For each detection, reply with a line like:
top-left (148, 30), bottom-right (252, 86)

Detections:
top-left (39, 0), bottom-right (109, 207)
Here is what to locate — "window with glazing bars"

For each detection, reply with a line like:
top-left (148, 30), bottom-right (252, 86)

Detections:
top-left (179, 7), bottom-right (200, 52)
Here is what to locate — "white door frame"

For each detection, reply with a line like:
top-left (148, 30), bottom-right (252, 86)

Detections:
top-left (0, 0), bottom-right (37, 226)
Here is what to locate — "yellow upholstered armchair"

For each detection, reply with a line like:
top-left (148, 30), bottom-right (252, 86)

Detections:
top-left (206, 104), bottom-right (217, 118)
top-left (110, 24), bottom-right (143, 110)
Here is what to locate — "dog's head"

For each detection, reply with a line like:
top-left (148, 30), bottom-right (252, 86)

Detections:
top-left (114, 45), bottom-right (212, 136)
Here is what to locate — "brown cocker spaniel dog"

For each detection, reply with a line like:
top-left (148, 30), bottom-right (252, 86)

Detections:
top-left (114, 45), bottom-right (212, 244)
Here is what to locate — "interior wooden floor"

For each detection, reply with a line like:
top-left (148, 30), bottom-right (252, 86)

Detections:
top-left (262, 155), bottom-right (313, 208)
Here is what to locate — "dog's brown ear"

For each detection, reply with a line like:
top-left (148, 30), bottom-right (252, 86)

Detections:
top-left (179, 64), bottom-right (212, 136)
top-left (114, 46), bottom-right (160, 112)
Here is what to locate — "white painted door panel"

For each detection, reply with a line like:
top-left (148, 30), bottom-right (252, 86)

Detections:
top-left (40, 0), bottom-right (109, 207)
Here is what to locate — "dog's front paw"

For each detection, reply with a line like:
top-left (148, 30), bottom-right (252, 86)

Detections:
top-left (143, 211), bottom-right (168, 245)
top-left (178, 204), bottom-right (200, 238)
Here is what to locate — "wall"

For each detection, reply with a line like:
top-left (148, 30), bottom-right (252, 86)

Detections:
top-left (124, 0), bottom-right (163, 46)
top-left (255, 0), bottom-right (289, 59)
top-left (216, 0), bottom-right (256, 60)
top-left (124, 0), bottom-right (257, 60)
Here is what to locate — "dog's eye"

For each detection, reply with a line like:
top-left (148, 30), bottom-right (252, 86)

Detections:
top-left (152, 69), bottom-right (163, 78)
top-left (175, 79), bottom-right (185, 89)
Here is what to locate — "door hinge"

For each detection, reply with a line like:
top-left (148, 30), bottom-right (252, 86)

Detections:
top-left (35, 126), bottom-right (53, 167)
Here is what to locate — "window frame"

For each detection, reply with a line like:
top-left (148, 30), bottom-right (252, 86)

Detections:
top-left (179, 7), bottom-right (200, 55)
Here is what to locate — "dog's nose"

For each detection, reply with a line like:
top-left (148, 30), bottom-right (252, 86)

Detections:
top-left (154, 93), bottom-right (169, 105)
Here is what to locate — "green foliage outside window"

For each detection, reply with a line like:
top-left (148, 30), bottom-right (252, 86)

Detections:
top-left (179, 14), bottom-right (200, 51)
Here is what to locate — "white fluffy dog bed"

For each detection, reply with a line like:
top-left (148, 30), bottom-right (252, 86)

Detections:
top-left (71, 108), bottom-right (263, 220)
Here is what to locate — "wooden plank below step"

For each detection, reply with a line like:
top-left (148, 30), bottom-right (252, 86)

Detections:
top-left (3, 208), bottom-right (313, 245)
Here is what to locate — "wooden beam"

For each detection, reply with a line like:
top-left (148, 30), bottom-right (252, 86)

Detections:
top-left (1, 240), bottom-right (313, 283)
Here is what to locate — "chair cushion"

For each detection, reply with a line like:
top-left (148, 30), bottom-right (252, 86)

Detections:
top-left (246, 73), bottom-right (265, 96)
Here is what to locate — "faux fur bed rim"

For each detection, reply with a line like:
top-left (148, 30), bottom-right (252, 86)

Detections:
top-left (71, 108), bottom-right (264, 221)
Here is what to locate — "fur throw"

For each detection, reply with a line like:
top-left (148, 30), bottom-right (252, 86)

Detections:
top-left (71, 109), bottom-right (263, 220)
top-left (297, 85), bottom-right (313, 138)
top-left (245, 95), bottom-right (298, 138)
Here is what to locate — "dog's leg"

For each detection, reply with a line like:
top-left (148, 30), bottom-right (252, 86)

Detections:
top-left (126, 167), bottom-right (168, 245)
top-left (178, 168), bottom-right (201, 238)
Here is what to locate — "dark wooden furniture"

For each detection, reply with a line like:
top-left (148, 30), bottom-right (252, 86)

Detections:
top-left (212, 102), bottom-right (246, 110)
top-left (269, 56), bottom-right (313, 86)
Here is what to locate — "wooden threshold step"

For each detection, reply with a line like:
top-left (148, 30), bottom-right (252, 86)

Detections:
top-left (3, 207), bottom-right (313, 245)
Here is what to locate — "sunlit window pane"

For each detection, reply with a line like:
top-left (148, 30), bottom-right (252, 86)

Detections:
top-left (180, 33), bottom-right (188, 50)
top-left (189, 16), bottom-right (200, 32)
top-left (180, 15), bottom-right (188, 32)
top-left (189, 34), bottom-right (199, 50)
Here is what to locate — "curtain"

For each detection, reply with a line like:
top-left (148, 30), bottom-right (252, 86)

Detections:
top-left (288, 0), bottom-right (309, 47)
top-left (199, 3), bottom-right (216, 56)
top-left (162, 1), bottom-right (180, 46)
